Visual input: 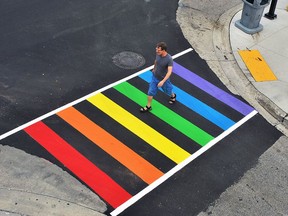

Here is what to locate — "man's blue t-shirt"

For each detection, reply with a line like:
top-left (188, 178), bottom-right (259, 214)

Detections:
top-left (154, 54), bottom-right (173, 80)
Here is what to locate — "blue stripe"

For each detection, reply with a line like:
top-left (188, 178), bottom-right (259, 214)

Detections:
top-left (139, 71), bottom-right (235, 130)
top-left (173, 62), bottom-right (254, 116)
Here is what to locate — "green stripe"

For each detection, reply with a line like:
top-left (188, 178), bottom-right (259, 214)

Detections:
top-left (114, 82), bottom-right (214, 146)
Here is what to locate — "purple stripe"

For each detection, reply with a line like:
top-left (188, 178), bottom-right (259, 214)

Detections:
top-left (173, 62), bottom-right (254, 116)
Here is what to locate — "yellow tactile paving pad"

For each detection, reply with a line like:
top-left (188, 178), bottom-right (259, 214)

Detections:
top-left (238, 50), bottom-right (277, 82)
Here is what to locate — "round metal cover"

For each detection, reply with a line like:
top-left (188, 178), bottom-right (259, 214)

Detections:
top-left (112, 51), bottom-right (145, 69)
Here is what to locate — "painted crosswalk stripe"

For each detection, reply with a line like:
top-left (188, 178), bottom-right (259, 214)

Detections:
top-left (113, 81), bottom-right (214, 146)
top-left (57, 106), bottom-right (164, 184)
top-left (111, 110), bottom-right (258, 216)
top-left (1, 48), bottom-right (258, 215)
top-left (24, 121), bottom-right (132, 208)
top-left (87, 93), bottom-right (191, 164)
top-left (173, 62), bottom-right (254, 115)
top-left (139, 72), bottom-right (235, 130)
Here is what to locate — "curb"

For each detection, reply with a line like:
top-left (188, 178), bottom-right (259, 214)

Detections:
top-left (0, 144), bottom-right (107, 216)
top-left (211, 4), bottom-right (288, 136)
top-left (0, 188), bottom-right (105, 216)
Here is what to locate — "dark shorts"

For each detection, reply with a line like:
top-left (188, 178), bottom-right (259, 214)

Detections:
top-left (148, 75), bottom-right (173, 97)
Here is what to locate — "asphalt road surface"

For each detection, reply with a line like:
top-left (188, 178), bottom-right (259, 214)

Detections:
top-left (0, 0), bottom-right (190, 134)
top-left (0, 1), bottom-right (282, 215)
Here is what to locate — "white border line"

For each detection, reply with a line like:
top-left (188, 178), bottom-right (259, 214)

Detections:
top-left (0, 48), bottom-right (193, 141)
top-left (110, 110), bottom-right (258, 216)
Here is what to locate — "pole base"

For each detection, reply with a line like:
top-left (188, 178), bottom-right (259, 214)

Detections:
top-left (235, 20), bottom-right (263, 34)
top-left (264, 13), bottom-right (277, 20)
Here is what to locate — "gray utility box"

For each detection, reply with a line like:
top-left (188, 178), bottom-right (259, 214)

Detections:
top-left (235, 0), bottom-right (270, 34)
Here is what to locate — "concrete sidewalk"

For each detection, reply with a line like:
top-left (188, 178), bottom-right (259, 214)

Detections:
top-left (231, 1), bottom-right (288, 134)
top-left (0, 144), bottom-right (107, 216)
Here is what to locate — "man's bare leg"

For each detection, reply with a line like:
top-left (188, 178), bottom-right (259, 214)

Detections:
top-left (147, 95), bottom-right (153, 108)
top-left (140, 95), bottom-right (153, 112)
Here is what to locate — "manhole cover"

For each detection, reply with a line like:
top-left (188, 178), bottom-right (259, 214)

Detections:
top-left (112, 51), bottom-right (145, 69)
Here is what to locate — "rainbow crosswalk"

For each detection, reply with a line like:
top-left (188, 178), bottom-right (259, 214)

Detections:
top-left (5, 51), bottom-right (256, 215)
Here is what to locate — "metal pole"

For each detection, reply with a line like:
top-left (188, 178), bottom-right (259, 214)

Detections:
top-left (264, 0), bottom-right (278, 19)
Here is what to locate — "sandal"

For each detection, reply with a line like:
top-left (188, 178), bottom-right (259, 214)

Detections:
top-left (169, 93), bottom-right (176, 104)
top-left (140, 105), bottom-right (152, 113)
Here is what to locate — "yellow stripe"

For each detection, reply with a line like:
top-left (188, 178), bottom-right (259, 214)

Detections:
top-left (87, 93), bottom-right (190, 164)
top-left (238, 50), bottom-right (277, 82)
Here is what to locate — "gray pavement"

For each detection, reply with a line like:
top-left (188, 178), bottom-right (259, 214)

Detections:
top-left (231, 2), bottom-right (288, 134)
top-left (1, 1), bottom-right (288, 215)
top-left (0, 145), bottom-right (107, 216)
top-left (198, 136), bottom-right (288, 216)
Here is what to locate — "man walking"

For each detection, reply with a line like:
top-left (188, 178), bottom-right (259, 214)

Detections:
top-left (140, 42), bottom-right (176, 112)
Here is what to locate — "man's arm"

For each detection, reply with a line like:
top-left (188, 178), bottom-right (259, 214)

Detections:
top-left (151, 60), bottom-right (156, 73)
top-left (157, 65), bottom-right (172, 87)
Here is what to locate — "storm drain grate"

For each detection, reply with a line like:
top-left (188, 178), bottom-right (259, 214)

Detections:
top-left (112, 51), bottom-right (145, 70)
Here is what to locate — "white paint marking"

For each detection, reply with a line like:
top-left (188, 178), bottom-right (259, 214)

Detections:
top-left (172, 47), bottom-right (193, 59)
top-left (110, 110), bottom-right (258, 216)
top-left (0, 48), bottom-right (193, 140)
top-left (0, 46), bottom-right (257, 215)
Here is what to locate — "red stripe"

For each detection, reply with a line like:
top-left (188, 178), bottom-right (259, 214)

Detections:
top-left (24, 121), bottom-right (132, 208)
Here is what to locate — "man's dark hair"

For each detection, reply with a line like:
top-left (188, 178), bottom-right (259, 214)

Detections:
top-left (156, 42), bottom-right (168, 51)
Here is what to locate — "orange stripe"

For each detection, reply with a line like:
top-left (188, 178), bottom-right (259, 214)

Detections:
top-left (57, 107), bottom-right (163, 184)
